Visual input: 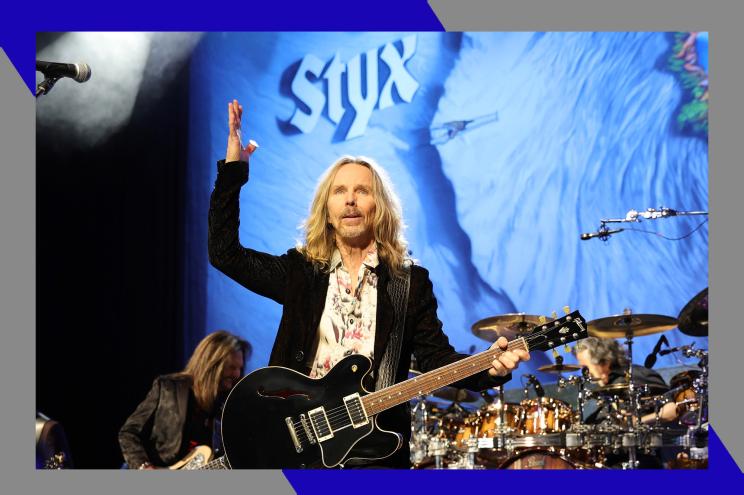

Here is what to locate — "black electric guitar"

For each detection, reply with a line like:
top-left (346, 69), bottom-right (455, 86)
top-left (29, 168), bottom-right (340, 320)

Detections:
top-left (221, 310), bottom-right (587, 468)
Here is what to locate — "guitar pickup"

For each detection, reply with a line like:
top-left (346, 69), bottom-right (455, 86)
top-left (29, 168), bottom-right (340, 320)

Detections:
top-left (343, 393), bottom-right (369, 428)
top-left (307, 407), bottom-right (334, 443)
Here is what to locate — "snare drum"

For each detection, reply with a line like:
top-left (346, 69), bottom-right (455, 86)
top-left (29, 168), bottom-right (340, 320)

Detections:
top-left (520, 397), bottom-right (573, 434)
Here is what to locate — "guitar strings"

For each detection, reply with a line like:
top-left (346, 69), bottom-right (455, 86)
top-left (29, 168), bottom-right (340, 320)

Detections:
top-left (295, 332), bottom-right (543, 429)
top-left (289, 318), bottom-right (582, 436)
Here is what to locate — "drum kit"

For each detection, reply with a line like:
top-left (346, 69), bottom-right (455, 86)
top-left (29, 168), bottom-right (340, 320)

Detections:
top-left (409, 288), bottom-right (709, 470)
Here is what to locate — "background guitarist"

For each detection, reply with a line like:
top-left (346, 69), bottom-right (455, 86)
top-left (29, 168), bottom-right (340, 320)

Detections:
top-left (207, 100), bottom-right (530, 468)
top-left (118, 330), bottom-right (251, 469)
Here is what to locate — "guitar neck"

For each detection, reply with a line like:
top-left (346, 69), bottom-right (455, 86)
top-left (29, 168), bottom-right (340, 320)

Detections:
top-left (201, 456), bottom-right (229, 470)
top-left (362, 338), bottom-right (528, 416)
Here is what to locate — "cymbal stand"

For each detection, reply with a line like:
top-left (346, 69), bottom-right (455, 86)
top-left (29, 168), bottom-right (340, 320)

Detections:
top-left (558, 373), bottom-right (588, 423)
top-left (691, 349), bottom-right (709, 461)
top-left (621, 310), bottom-right (639, 469)
top-left (410, 395), bottom-right (430, 466)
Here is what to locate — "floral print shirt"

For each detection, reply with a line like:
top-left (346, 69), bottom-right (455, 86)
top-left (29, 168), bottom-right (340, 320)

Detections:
top-left (309, 247), bottom-right (379, 379)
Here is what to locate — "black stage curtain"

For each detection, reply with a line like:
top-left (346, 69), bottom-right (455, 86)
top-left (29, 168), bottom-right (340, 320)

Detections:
top-left (36, 56), bottom-right (194, 468)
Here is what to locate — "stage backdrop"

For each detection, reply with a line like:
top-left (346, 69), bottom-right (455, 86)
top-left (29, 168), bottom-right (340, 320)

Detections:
top-left (185, 32), bottom-right (708, 387)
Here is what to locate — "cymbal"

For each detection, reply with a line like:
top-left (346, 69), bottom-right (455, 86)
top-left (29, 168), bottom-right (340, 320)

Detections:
top-left (678, 288), bottom-right (708, 337)
top-left (537, 363), bottom-right (582, 374)
top-left (471, 313), bottom-right (543, 342)
top-left (587, 314), bottom-right (678, 338)
top-left (591, 381), bottom-right (668, 397)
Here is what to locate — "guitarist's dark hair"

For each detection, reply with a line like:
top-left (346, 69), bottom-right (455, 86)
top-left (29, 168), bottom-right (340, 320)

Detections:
top-left (177, 330), bottom-right (251, 412)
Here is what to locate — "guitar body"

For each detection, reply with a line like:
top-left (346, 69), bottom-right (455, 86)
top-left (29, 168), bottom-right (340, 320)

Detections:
top-left (221, 354), bottom-right (402, 468)
top-left (169, 445), bottom-right (213, 470)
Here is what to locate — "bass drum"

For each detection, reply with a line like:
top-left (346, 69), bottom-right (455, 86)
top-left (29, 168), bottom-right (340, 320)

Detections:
top-left (500, 449), bottom-right (579, 470)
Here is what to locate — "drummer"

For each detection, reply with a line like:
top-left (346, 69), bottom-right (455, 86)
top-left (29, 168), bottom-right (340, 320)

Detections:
top-left (574, 337), bottom-right (678, 425)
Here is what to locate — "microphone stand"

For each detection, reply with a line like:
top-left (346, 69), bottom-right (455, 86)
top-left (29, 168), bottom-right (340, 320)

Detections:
top-left (581, 207), bottom-right (708, 242)
top-left (36, 76), bottom-right (60, 97)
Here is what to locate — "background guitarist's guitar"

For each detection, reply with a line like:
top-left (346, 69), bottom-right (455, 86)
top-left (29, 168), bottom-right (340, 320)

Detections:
top-left (221, 310), bottom-right (587, 468)
top-left (168, 445), bottom-right (229, 470)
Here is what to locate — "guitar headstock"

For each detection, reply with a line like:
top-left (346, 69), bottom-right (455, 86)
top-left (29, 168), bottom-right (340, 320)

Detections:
top-left (524, 309), bottom-right (587, 353)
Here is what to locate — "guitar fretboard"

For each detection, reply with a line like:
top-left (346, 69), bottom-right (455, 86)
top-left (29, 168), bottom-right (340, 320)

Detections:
top-left (362, 338), bottom-right (528, 416)
top-left (196, 456), bottom-right (229, 470)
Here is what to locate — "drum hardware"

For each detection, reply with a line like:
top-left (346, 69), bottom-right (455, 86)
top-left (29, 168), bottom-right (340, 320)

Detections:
top-left (461, 438), bottom-right (485, 469)
top-left (558, 371), bottom-right (590, 423)
top-left (588, 309), bottom-right (679, 469)
top-left (665, 346), bottom-right (708, 428)
top-left (427, 437), bottom-right (449, 469)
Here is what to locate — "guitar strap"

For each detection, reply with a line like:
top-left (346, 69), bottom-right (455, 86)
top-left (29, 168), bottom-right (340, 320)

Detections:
top-left (374, 262), bottom-right (411, 391)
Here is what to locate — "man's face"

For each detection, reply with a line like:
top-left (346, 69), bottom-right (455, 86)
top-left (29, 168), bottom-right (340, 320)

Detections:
top-left (576, 349), bottom-right (611, 386)
top-left (327, 163), bottom-right (376, 243)
top-left (219, 350), bottom-right (244, 393)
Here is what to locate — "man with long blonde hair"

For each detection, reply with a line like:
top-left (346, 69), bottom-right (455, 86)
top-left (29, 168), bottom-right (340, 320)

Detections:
top-left (208, 100), bottom-right (529, 467)
top-left (119, 330), bottom-right (250, 469)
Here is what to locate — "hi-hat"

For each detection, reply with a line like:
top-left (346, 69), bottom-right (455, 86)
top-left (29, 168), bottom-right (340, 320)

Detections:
top-left (537, 363), bottom-right (582, 374)
top-left (678, 288), bottom-right (708, 337)
top-left (587, 314), bottom-right (678, 338)
top-left (471, 313), bottom-right (543, 342)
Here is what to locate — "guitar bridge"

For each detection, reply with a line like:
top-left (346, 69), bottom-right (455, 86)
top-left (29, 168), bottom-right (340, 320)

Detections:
top-left (343, 393), bottom-right (369, 428)
top-left (285, 417), bottom-right (304, 453)
top-left (307, 407), bottom-right (334, 443)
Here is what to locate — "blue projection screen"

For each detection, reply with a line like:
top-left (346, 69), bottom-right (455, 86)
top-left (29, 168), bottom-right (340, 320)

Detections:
top-left (186, 32), bottom-right (708, 387)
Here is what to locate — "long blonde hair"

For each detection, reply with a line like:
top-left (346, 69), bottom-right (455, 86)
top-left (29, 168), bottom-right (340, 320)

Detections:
top-left (298, 156), bottom-right (409, 276)
top-left (177, 330), bottom-right (251, 412)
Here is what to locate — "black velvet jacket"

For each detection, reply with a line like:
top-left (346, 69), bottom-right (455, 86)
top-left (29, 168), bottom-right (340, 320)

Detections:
top-left (208, 160), bottom-right (509, 466)
top-left (118, 374), bottom-right (192, 468)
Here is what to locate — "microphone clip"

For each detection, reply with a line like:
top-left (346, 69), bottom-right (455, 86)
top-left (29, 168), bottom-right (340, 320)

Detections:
top-left (36, 76), bottom-right (61, 98)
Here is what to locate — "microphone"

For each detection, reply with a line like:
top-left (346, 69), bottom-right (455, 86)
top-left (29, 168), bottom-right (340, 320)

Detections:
top-left (526, 374), bottom-right (545, 397)
top-left (659, 344), bottom-right (693, 356)
top-left (580, 227), bottom-right (624, 241)
top-left (36, 61), bottom-right (92, 83)
top-left (644, 335), bottom-right (670, 368)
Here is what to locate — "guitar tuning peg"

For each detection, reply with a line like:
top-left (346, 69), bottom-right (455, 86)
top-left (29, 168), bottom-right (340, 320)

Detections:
top-left (538, 315), bottom-right (547, 324)
top-left (551, 311), bottom-right (557, 320)
top-left (563, 305), bottom-right (570, 315)
top-left (552, 348), bottom-right (559, 359)
top-left (564, 344), bottom-right (572, 354)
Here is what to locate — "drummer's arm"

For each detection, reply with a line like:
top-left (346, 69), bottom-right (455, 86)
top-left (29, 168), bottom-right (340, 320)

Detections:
top-left (640, 402), bottom-right (678, 425)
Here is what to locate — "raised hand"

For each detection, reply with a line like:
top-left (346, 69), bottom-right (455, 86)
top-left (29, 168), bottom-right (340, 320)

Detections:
top-left (226, 99), bottom-right (258, 162)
